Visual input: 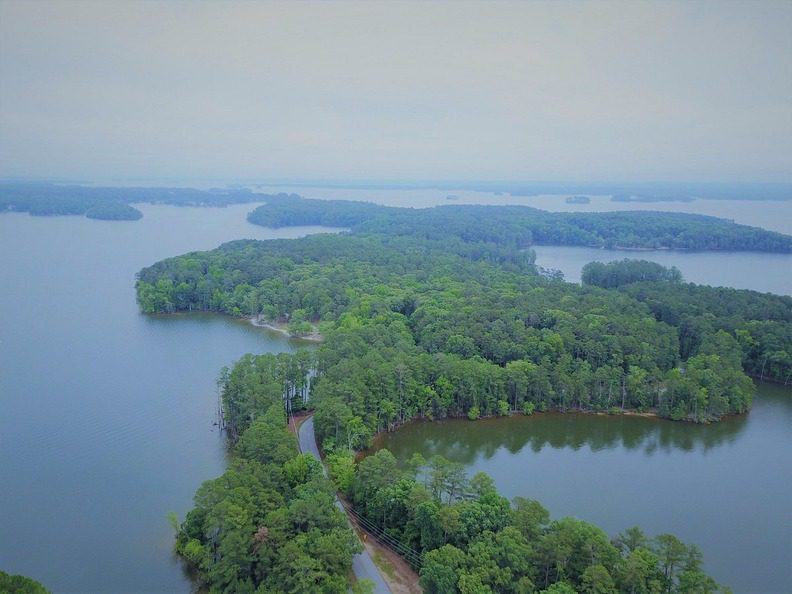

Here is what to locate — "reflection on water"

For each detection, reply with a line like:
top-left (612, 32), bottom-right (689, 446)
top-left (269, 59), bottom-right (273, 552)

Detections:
top-left (376, 408), bottom-right (748, 466)
top-left (371, 383), bottom-right (792, 594)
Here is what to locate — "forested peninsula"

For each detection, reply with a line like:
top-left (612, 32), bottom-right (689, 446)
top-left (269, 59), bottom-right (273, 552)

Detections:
top-left (175, 341), bottom-right (726, 593)
top-left (246, 194), bottom-right (792, 252)
top-left (132, 199), bottom-right (792, 592)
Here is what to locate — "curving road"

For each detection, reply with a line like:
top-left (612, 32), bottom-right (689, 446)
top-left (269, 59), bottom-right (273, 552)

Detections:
top-left (298, 416), bottom-right (393, 594)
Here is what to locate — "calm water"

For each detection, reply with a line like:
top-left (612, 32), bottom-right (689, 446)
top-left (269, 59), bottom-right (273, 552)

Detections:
top-left (532, 245), bottom-right (792, 295)
top-left (372, 382), bottom-right (792, 594)
top-left (0, 205), bottom-right (334, 592)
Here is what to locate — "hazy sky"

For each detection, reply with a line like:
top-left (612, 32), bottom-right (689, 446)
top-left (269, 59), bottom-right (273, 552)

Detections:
top-left (1, 0), bottom-right (790, 183)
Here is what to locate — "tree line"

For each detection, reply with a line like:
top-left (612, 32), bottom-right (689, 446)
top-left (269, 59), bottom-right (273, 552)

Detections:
top-left (210, 350), bottom-right (724, 593)
top-left (174, 399), bottom-right (363, 593)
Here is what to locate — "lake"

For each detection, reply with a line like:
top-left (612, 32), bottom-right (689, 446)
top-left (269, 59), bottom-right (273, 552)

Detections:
top-left (371, 381), bottom-right (792, 594)
top-left (0, 205), bottom-right (335, 592)
top-left (1, 198), bottom-right (790, 592)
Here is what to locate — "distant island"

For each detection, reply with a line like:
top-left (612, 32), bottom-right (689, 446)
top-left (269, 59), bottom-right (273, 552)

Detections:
top-left (0, 181), bottom-right (297, 221)
top-left (246, 194), bottom-right (792, 253)
top-left (565, 195), bottom-right (590, 204)
top-left (85, 201), bottom-right (143, 220)
top-left (251, 180), bottom-right (792, 201)
top-left (612, 194), bottom-right (695, 203)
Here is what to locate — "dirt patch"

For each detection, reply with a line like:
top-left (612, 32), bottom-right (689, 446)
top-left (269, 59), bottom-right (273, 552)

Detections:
top-left (347, 512), bottom-right (422, 594)
top-left (248, 316), bottom-right (324, 342)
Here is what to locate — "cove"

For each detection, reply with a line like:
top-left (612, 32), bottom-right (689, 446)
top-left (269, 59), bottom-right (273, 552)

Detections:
top-left (0, 205), bottom-right (331, 592)
top-left (369, 381), bottom-right (792, 593)
top-left (532, 245), bottom-right (792, 296)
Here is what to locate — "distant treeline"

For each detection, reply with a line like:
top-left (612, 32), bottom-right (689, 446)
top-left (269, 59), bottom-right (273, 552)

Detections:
top-left (257, 180), bottom-right (792, 201)
top-left (0, 182), bottom-right (298, 220)
top-left (473, 180), bottom-right (792, 201)
top-left (247, 195), bottom-right (792, 252)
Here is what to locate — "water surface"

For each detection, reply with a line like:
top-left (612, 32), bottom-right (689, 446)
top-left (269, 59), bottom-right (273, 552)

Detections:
top-left (0, 205), bottom-right (334, 592)
top-left (2, 199), bottom-right (790, 592)
top-left (532, 245), bottom-right (792, 295)
top-left (372, 382), bottom-right (792, 594)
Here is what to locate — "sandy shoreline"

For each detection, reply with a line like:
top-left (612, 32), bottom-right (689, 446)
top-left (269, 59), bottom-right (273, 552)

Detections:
top-left (247, 316), bottom-right (324, 342)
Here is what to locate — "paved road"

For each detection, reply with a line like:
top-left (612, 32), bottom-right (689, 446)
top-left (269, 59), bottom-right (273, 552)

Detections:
top-left (298, 416), bottom-right (393, 594)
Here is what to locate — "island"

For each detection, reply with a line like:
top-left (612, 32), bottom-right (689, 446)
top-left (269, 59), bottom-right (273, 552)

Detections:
top-left (564, 195), bottom-right (590, 204)
top-left (0, 181), bottom-right (298, 221)
top-left (246, 194), bottom-right (792, 252)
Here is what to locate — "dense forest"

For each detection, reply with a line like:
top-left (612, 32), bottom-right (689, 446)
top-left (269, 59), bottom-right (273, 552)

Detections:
top-left (173, 402), bottom-right (362, 593)
top-left (204, 350), bottom-right (724, 593)
top-left (134, 201), bottom-right (789, 592)
top-left (136, 233), bottom-right (792, 425)
top-left (0, 182), bottom-right (296, 220)
top-left (247, 195), bottom-right (792, 252)
top-left (84, 201), bottom-right (143, 220)
top-left (351, 450), bottom-right (719, 593)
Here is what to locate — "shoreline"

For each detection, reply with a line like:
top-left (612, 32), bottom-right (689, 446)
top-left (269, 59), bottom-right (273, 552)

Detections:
top-left (363, 404), bottom-right (752, 454)
top-left (247, 316), bottom-right (324, 342)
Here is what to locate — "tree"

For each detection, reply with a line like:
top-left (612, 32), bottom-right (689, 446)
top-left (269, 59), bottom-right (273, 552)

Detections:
top-left (581, 564), bottom-right (617, 594)
top-left (420, 544), bottom-right (467, 594)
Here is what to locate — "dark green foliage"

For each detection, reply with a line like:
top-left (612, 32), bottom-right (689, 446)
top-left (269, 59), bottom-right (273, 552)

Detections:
top-left (174, 404), bottom-right (360, 593)
top-left (0, 570), bottom-right (50, 594)
top-left (620, 282), bottom-right (792, 383)
top-left (137, 230), bottom-right (782, 422)
top-left (136, 233), bottom-right (536, 318)
top-left (582, 260), bottom-right (683, 289)
top-left (219, 351), bottom-right (313, 440)
top-left (136, 192), bottom-right (777, 594)
top-left (247, 195), bottom-right (792, 252)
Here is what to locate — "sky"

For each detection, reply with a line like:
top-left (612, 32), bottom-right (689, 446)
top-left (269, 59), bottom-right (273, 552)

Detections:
top-left (0, 0), bottom-right (790, 184)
